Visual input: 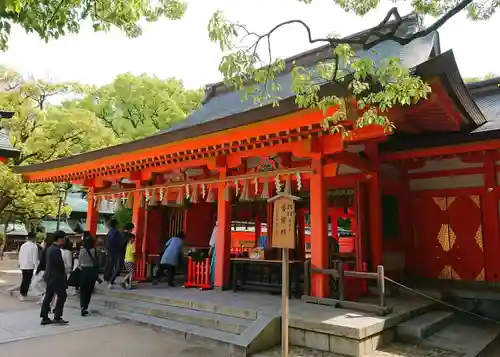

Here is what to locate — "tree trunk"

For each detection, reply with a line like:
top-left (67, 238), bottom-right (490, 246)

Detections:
top-left (0, 196), bottom-right (12, 215)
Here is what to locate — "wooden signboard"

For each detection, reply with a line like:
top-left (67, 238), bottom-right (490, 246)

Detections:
top-left (270, 195), bottom-right (297, 249)
top-left (268, 193), bottom-right (300, 357)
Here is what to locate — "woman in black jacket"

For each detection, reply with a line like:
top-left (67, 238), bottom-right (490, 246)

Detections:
top-left (78, 232), bottom-right (100, 317)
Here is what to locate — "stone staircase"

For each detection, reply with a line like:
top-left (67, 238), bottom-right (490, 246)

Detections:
top-left (67, 288), bottom-right (280, 357)
top-left (396, 310), bottom-right (500, 356)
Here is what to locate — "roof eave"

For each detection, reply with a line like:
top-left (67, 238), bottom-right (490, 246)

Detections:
top-left (15, 50), bottom-right (466, 176)
top-left (0, 148), bottom-right (21, 159)
top-left (414, 50), bottom-right (487, 128)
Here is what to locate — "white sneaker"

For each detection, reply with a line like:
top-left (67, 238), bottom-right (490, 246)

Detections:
top-left (36, 298), bottom-right (43, 305)
top-left (18, 295), bottom-right (26, 302)
top-left (107, 284), bottom-right (113, 289)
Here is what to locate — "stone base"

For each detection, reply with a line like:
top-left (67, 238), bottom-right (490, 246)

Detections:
top-left (289, 327), bottom-right (394, 357)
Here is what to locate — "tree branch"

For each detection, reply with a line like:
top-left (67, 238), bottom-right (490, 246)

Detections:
top-left (46, 0), bottom-right (66, 27)
top-left (236, 0), bottom-right (473, 54)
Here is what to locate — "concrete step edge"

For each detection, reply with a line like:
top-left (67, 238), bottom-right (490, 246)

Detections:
top-left (85, 296), bottom-right (250, 334)
top-left (94, 287), bottom-right (258, 320)
top-left (86, 304), bottom-right (249, 356)
top-left (396, 310), bottom-right (455, 343)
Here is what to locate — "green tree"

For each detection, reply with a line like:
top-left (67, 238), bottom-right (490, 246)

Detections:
top-left (113, 204), bottom-right (132, 230)
top-left (207, 1), bottom-right (499, 134)
top-left (0, 67), bottom-right (117, 220)
top-left (0, 0), bottom-right (186, 50)
top-left (464, 73), bottom-right (499, 83)
top-left (71, 73), bottom-right (203, 141)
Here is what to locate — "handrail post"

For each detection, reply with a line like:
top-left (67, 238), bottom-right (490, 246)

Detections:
top-left (377, 265), bottom-right (385, 308)
top-left (304, 259), bottom-right (311, 296)
top-left (338, 261), bottom-right (345, 302)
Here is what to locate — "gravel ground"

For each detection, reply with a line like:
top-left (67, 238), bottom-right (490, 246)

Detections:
top-left (254, 344), bottom-right (463, 357)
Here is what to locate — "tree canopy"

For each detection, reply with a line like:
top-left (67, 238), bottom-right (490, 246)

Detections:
top-left (1, 1), bottom-right (497, 134)
top-left (72, 73), bottom-right (203, 141)
top-left (207, 1), bottom-right (498, 134)
top-left (0, 66), bottom-right (117, 226)
top-left (0, 0), bottom-right (186, 50)
top-left (0, 67), bottom-right (202, 227)
top-left (464, 73), bottom-right (499, 83)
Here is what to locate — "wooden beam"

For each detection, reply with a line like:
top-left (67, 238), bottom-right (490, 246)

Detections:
top-left (327, 152), bottom-right (373, 173)
top-left (407, 166), bottom-right (483, 179)
top-left (382, 141), bottom-right (500, 161)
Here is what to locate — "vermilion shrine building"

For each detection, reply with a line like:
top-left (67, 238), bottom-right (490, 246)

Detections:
top-left (14, 16), bottom-right (500, 298)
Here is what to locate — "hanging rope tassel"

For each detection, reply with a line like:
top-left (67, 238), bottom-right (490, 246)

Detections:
top-left (261, 180), bottom-right (270, 199)
top-left (206, 185), bottom-right (215, 203)
top-left (162, 188), bottom-right (169, 205)
top-left (284, 175), bottom-right (292, 195)
top-left (223, 184), bottom-right (231, 202)
top-left (176, 189), bottom-right (183, 205)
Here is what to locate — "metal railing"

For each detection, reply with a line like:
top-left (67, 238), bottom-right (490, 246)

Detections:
top-left (303, 259), bottom-right (392, 316)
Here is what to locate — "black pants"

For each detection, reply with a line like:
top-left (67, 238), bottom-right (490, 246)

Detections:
top-left (155, 264), bottom-right (176, 286)
top-left (80, 268), bottom-right (97, 311)
top-left (104, 253), bottom-right (123, 284)
top-left (40, 283), bottom-right (67, 320)
top-left (20, 269), bottom-right (34, 297)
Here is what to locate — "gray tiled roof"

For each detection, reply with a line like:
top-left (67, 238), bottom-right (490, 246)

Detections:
top-left (468, 78), bottom-right (500, 133)
top-left (159, 25), bottom-right (438, 135)
top-left (0, 130), bottom-right (16, 152)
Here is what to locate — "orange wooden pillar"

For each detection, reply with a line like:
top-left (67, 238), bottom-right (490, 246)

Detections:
top-left (214, 177), bottom-right (232, 289)
top-left (310, 158), bottom-right (330, 298)
top-left (132, 184), bottom-right (147, 281)
top-left (296, 209), bottom-right (306, 261)
top-left (86, 187), bottom-right (98, 238)
top-left (483, 151), bottom-right (500, 281)
top-left (366, 144), bottom-right (383, 271)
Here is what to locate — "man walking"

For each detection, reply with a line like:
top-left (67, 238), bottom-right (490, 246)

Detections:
top-left (18, 232), bottom-right (39, 301)
top-left (103, 219), bottom-right (124, 289)
top-left (40, 230), bottom-right (69, 325)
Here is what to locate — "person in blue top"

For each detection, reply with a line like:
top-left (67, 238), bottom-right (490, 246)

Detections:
top-left (152, 231), bottom-right (185, 286)
top-left (103, 218), bottom-right (124, 288)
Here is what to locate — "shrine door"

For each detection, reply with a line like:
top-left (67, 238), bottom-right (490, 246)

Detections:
top-left (413, 194), bottom-right (485, 281)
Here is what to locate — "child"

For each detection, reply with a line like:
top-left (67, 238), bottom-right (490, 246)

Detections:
top-left (122, 234), bottom-right (136, 290)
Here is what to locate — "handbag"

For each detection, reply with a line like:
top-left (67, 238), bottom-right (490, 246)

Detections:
top-left (68, 268), bottom-right (81, 287)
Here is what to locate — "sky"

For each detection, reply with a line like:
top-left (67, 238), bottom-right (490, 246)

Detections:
top-left (0, 0), bottom-right (498, 90)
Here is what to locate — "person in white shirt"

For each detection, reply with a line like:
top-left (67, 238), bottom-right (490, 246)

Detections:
top-left (61, 238), bottom-right (73, 275)
top-left (209, 221), bottom-right (217, 285)
top-left (18, 232), bottom-right (39, 301)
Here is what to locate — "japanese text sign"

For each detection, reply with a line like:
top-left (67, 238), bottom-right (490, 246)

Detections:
top-left (271, 196), bottom-right (296, 249)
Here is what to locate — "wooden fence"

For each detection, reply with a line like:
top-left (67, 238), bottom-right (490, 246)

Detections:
top-left (303, 259), bottom-right (392, 316)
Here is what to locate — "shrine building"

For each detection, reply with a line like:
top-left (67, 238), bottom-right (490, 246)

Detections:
top-left (13, 15), bottom-right (500, 298)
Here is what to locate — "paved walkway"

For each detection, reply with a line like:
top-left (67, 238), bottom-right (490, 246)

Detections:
top-left (0, 307), bottom-right (119, 344)
top-left (0, 286), bottom-right (226, 357)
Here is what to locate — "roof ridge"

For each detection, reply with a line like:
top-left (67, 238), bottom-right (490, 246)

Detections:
top-left (467, 77), bottom-right (500, 93)
top-left (202, 12), bottom-right (422, 100)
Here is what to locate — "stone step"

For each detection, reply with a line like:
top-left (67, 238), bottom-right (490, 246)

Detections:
top-left (79, 294), bottom-right (252, 334)
top-left (71, 301), bottom-right (280, 357)
top-left (396, 310), bottom-right (454, 343)
top-left (88, 305), bottom-right (248, 356)
top-left (423, 317), bottom-right (500, 356)
top-left (94, 287), bottom-right (258, 320)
